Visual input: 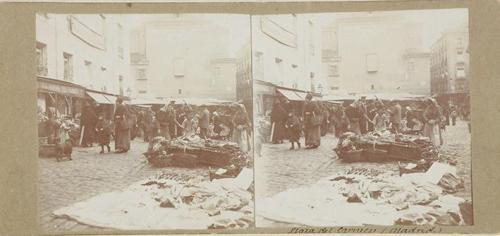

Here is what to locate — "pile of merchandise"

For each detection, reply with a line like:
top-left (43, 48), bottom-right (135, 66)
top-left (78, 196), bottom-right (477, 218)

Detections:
top-left (53, 169), bottom-right (254, 230)
top-left (257, 163), bottom-right (470, 227)
top-left (144, 136), bottom-right (250, 174)
top-left (335, 131), bottom-right (439, 168)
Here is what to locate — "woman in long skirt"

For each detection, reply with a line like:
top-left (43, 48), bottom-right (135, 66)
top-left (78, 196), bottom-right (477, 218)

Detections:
top-left (423, 98), bottom-right (442, 147)
top-left (232, 105), bottom-right (251, 153)
top-left (302, 93), bottom-right (321, 149)
top-left (114, 97), bottom-right (131, 153)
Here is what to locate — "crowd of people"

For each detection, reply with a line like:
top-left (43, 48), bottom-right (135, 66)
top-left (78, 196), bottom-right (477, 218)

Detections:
top-left (268, 93), bottom-right (470, 150)
top-left (39, 98), bottom-right (252, 159)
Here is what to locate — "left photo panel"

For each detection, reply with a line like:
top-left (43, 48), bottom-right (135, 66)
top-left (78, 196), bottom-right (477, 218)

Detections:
top-left (36, 13), bottom-right (254, 232)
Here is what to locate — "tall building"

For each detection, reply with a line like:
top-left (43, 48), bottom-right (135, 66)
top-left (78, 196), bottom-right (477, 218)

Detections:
top-left (129, 15), bottom-right (241, 101)
top-left (36, 14), bottom-right (132, 116)
top-left (235, 41), bottom-right (253, 117)
top-left (252, 14), bottom-right (324, 116)
top-left (430, 24), bottom-right (469, 104)
top-left (322, 13), bottom-right (430, 95)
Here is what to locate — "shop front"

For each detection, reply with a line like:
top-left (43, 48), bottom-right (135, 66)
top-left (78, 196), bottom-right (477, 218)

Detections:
top-left (37, 76), bottom-right (86, 118)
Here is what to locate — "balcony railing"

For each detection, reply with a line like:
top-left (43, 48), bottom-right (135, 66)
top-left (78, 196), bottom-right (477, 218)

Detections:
top-left (37, 65), bottom-right (48, 76)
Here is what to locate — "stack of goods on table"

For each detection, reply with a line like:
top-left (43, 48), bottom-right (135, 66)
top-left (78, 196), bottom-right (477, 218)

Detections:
top-left (257, 164), bottom-right (470, 227)
top-left (53, 169), bottom-right (254, 230)
top-left (144, 136), bottom-right (250, 175)
top-left (335, 131), bottom-right (439, 171)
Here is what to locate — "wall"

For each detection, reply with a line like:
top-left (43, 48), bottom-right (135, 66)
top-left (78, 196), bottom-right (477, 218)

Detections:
top-left (36, 14), bottom-right (132, 96)
top-left (252, 15), bottom-right (324, 93)
top-left (332, 15), bottom-right (424, 94)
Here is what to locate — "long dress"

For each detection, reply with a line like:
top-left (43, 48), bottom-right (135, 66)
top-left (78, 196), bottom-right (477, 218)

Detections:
top-left (303, 101), bottom-right (321, 147)
top-left (232, 113), bottom-right (250, 153)
top-left (114, 104), bottom-right (131, 151)
top-left (423, 106), bottom-right (441, 147)
top-left (270, 103), bottom-right (287, 143)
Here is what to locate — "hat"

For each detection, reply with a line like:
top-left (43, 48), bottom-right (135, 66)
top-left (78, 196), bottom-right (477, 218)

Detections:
top-left (116, 97), bottom-right (124, 104)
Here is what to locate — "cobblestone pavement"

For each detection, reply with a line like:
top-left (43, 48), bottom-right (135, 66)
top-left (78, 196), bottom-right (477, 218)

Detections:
top-left (38, 139), bottom-right (210, 233)
top-left (255, 120), bottom-right (472, 227)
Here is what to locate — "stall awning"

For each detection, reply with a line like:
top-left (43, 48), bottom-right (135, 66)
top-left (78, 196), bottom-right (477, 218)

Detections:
top-left (87, 91), bottom-right (113, 104)
top-left (277, 89), bottom-right (305, 101)
top-left (103, 94), bottom-right (116, 104)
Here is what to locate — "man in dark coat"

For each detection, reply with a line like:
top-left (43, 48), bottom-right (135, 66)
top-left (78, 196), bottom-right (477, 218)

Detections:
top-left (270, 99), bottom-right (287, 144)
top-left (80, 102), bottom-right (97, 147)
top-left (114, 97), bottom-right (131, 153)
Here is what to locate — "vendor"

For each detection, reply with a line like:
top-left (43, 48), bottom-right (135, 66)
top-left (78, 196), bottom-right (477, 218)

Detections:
top-left (345, 101), bottom-right (362, 135)
top-left (423, 98), bottom-right (443, 147)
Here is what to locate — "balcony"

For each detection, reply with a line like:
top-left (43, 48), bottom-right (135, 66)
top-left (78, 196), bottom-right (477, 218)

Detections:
top-left (37, 65), bottom-right (48, 77)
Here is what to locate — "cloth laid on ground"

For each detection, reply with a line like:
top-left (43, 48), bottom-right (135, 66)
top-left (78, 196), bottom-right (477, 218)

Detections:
top-left (257, 163), bottom-right (467, 226)
top-left (53, 170), bottom-right (254, 230)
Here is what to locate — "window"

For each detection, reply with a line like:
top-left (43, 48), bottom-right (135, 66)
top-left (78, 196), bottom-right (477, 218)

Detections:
top-left (457, 38), bottom-right (463, 48)
top-left (407, 61), bottom-right (415, 73)
top-left (117, 24), bottom-right (124, 59)
top-left (138, 90), bottom-right (147, 94)
top-left (173, 58), bottom-right (185, 78)
top-left (136, 68), bottom-right (147, 80)
top-left (36, 42), bottom-right (48, 76)
top-left (366, 53), bottom-right (378, 72)
top-left (84, 60), bottom-right (93, 88)
top-left (275, 58), bottom-right (284, 81)
top-left (254, 52), bottom-right (264, 80)
top-left (308, 20), bottom-right (315, 56)
top-left (118, 75), bottom-right (124, 96)
top-left (329, 64), bottom-right (339, 77)
top-left (178, 89), bottom-right (182, 95)
top-left (371, 84), bottom-right (375, 90)
top-left (63, 52), bottom-right (73, 81)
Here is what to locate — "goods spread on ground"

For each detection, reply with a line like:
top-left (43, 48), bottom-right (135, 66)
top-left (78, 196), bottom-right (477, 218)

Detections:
top-left (53, 169), bottom-right (254, 230)
top-left (257, 163), bottom-right (470, 226)
top-left (334, 131), bottom-right (441, 171)
top-left (144, 135), bottom-right (250, 176)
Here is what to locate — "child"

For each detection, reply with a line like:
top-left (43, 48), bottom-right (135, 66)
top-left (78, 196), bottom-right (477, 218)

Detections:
top-left (285, 111), bottom-right (301, 150)
top-left (96, 115), bottom-right (112, 154)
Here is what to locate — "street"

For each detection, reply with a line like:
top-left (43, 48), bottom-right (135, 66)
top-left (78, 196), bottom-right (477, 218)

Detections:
top-left (38, 139), bottom-right (211, 233)
top-left (255, 120), bottom-right (472, 226)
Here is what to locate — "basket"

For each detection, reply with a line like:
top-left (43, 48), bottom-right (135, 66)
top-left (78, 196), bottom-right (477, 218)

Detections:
top-left (364, 148), bottom-right (389, 162)
top-left (389, 143), bottom-right (422, 161)
top-left (338, 149), bottom-right (365, 162)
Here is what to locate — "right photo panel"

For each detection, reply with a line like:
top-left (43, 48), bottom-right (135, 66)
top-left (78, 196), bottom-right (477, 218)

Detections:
top-left (252, 9), bottom-right (472, 227)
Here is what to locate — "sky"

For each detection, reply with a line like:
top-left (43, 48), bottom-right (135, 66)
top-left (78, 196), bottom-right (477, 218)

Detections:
top-left (125, 14), bottom-right (251, 57)
top-left (311, 8), bottom-right (469, 49)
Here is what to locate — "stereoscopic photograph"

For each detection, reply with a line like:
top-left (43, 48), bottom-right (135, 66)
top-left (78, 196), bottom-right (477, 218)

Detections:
top-left (253, 9), bottom-right (473, 227)
top-left (36, 13), bottom-right (254, 232)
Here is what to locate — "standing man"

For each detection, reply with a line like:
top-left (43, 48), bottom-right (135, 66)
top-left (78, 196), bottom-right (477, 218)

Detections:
top-left (80, 102), bottom-right (97, 147)
top-left (157, 104), bottom-right (170, 140)
top-left (270, 99), bottom-right (287, 144)
top-left (389, 100), bottom-right (402, 134)
top-left (358, 96), bottom-right (369, 134)
top-left (199, 106), bottom-right (210, 139)
top-left (143, 108), bottom-right (154, 142)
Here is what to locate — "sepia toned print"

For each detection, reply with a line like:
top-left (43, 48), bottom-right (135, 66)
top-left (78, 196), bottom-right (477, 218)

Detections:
top-left (36, 13), bottom-right (254, 232)
top-left (253, 9), bottom-right (472, 227)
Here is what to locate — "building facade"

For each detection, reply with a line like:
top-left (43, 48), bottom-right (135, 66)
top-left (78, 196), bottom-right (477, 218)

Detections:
top-left (129, 15), bottom-right (241, 101)
top-left (252, 14), bottom-right (324, 116)
top-left (235, 42), bottom-right (253, 117)
top-left (430, 24), bottom-right (469, 104)
top-left (36, 14), bottom-right (132, 115)
top-left (322, 14), bottom-right (431, 95)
